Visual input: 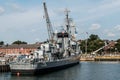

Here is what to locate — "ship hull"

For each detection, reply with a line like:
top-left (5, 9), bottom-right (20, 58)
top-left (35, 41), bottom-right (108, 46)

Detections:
top-left (10, 56), bottom-right (80, 75)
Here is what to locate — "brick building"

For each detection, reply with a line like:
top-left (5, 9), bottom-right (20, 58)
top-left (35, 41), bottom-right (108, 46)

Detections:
top-left (104, 40), bottom-right (116, 50)
top-left (0, 44), bottom-right (41, 55)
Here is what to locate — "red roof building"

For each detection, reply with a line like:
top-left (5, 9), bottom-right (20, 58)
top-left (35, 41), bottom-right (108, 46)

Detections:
top-left (0, 44), bottom-right (41, 55)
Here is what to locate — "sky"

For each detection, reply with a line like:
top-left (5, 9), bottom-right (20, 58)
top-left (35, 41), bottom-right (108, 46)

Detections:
top-left (0, 0), bottom-right (120, 44)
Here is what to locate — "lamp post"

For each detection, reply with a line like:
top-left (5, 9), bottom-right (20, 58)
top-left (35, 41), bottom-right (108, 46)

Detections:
top-left (76, 32), bottom-right (88, 54)
top-left (115, 48), bottom-right (117, 55)
top-left (85, 32), bottom-right (88, 54)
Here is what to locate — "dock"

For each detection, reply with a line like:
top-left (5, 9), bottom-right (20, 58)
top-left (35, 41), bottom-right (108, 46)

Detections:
top-left (80, 54), bottom-right (120, 61)
top-left (80, 54), bottom-right (94, 61)
top-left (80, 57), bottom-right (94, 61)
top-left (94, 55), bottom-right (120, 61)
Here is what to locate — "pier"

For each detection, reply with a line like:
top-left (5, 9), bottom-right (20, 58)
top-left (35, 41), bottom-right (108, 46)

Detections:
top-left (80, 54), bottom-right (94, 61)
top-left (94, 55), bottom-right (120, 61)
top-left (80, 54), bottom-right (120, 61)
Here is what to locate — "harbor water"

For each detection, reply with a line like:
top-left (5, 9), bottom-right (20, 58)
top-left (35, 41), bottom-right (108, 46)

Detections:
top-left (1, 62), bottom-right (120, 80)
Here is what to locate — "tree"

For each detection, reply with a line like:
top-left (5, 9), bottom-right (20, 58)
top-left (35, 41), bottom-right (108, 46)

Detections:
top-left (115, 39), bottom-right (120, 52)
top-left (88, 39), bottom-right (104, 52)
top-left (79, 34), bottom-right (104, 53)
top-left (0, 41), bottom-right (4, 45)
top-left (12, 40), bottom-right (27, 44)
top-left (88, 34), bottom-right (100, 41)
top-left (116, 39), bottom-right (120, 43)
top-left (79, 40), bottom-right (86, 53)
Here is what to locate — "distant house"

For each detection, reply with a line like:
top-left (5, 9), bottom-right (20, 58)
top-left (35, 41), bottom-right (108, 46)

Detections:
top-left (0, 44), bottom-right (41, 55)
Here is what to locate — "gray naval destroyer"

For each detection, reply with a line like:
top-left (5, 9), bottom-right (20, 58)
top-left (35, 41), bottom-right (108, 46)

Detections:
top-left (9, 2), bottom-right (81, 75)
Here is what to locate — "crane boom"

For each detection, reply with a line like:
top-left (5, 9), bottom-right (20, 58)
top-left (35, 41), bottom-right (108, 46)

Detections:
top-left (43, 2), bottom-right (54, 41)
top-left (92, 41), bottom-right (108, 54)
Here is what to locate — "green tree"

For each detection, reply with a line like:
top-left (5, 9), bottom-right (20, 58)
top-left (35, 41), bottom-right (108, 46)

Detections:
top-left (79, 34), bottom-right (104, 53)
top-left (12, 40), bottom-right (27, 44)
top-left (0, 41), bottom-right (4, 45)
top-left (79, 40), bottom-right (86, 53)
top-left (115, 39), bottom-right (120, 52)
top-left (88, 34), bottom-right (100, 41)
top-left (88, 39), bottom-right (104, 52)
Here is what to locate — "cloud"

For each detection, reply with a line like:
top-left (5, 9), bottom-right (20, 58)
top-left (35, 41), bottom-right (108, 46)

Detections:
top-left (88, 0), bottom-right (120, 13)
top-left (35, 38), bottom-right (40, 42)
top-left (104, 29), bottom-right (116, 37)
top-left (31, 29), bottom-right (37, 32)
top-left (0, 2), bottom-right (60, 43)
top-left (0, 7), bottom-right (42, 29)
top-left (114, 25), bottom-right (120, 31)
top-left (80, 0), bottom-right (120, 22)
top-left (0, 5), bottom-right (52, 43)
top-left (1, 0), bottom-right (120, 43)
top-left (107, 32), bottom-right (115, 37)
top-left (6, 3), bottom-right (25, 12)
top-left (89, 24), bottom-right (101, 30)
top-left (0, 7), bottom-right (5, 14)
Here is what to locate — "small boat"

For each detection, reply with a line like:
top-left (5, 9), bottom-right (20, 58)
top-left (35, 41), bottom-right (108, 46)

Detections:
top-left (9, 2), bottom-right (81, 76)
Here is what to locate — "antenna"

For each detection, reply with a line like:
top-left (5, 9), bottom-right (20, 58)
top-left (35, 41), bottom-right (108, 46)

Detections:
top-left (64, 8), bottom-right (70, 33)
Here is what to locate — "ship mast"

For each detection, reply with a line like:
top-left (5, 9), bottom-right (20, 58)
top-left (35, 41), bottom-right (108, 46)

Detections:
top-left (65, 9), bottom-right (70, 33)
top-left (43, 2), bottom-right (54, 42)
top-left (64, 9), bottom-right (71, 48)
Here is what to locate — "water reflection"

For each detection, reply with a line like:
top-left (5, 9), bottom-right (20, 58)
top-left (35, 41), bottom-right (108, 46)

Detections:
top-left (0, 72), bottom-right (11, 80)
top-left (0, 64), bottom-right (80, 80)
top-left (1, 62), bottom-right (120, 80)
